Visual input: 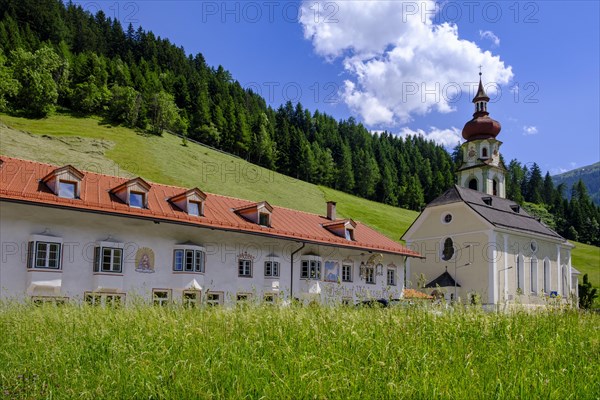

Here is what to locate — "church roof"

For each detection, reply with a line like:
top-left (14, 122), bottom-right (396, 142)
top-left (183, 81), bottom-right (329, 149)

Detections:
top-left (426, 185), bottom-right (566, 240)
top-left (425, 268), bottom-right (460, 288)
top-left (0, 156), bottom-right (422, 258)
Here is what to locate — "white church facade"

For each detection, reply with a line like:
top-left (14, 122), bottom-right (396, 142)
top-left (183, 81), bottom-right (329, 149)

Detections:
top-left (402, 75), bottom-right (578, 308)
top-left (0, 156), bottom-right (422, 306)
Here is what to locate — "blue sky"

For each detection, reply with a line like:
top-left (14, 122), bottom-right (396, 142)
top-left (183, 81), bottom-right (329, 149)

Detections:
top-left (85, 1), bottom-right (599, 175)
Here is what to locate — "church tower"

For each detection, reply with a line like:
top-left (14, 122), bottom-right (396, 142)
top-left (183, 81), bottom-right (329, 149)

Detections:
top-left (456, 73), bottom-right (506, 198)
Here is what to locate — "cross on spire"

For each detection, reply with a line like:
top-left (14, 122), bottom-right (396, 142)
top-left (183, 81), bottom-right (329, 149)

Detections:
top-left (478, 65), bottom-right (483, 76)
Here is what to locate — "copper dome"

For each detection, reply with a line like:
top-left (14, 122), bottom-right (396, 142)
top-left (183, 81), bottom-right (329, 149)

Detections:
top-left (462, 115), bottom-right (501, 140)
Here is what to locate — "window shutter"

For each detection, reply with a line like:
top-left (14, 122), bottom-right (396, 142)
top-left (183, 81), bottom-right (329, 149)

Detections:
top-left (27, 241), bottom-right (34, 269)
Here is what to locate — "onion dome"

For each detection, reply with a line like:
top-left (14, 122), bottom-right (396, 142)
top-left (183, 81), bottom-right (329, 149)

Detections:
top-left (462, 73), bottom-right (501, 141)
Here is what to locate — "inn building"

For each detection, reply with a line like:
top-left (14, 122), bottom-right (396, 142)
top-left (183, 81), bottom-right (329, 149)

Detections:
top-left (0, 156), bottom-right (421, 306)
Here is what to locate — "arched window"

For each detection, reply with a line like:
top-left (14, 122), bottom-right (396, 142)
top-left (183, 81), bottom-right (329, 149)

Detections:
top-left (530, 257), bottom-right (538, 293)
top-left (442, 238), bottom-right (454, 261)
top-left (543, 259), bottom-right (550, 293)
top-left (482, 147), bottom-right (488, 158)
top-left (469, 178), bottom-right (478, 191)
top-left (516, 254), bottom-right (523, 292)
top-left (492, 179), bottom-right (498, 196)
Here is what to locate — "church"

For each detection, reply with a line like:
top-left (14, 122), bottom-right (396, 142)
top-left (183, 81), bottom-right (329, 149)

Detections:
top-left (402, 74), bottom-right (579, 308)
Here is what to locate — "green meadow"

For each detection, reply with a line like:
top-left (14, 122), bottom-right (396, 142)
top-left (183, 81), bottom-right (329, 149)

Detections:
top-left (0, 303), bottom-right (598, 399)
top-left (0, 113), bottom-right (598, 303)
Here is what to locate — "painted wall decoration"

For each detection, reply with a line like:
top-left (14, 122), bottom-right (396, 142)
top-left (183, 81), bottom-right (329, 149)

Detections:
top-left (324, 261), bottom-right (339, 282)
top-left (135, 247), bottom-right (155, 273)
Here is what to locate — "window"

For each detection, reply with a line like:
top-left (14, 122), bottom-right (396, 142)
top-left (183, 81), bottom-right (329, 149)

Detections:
top-left (365, 266), bottom-right (375, 284)
top-left (264, 261), bottom-right (279, 277)
top-left (188, 201), bottom-right (201, 216)
top-left (259, 212), bottom-right (270, 226)
top-left (562, 265), bottom-right (568, 296)
top-left (31, 296), bottom-right (68, 306)
top-left (482, 197), bottom-right (493, 206)
top-left (443, 213), bottom-right (453, 224)
top-left (442, 238), bottom-right (454, 261)
top-left (94, 247), bottom-right (123, 273)
top-left (301, 260), bottom-right (321, 279)
top-left (183, 290), bottom-right (201, 308)
top-left (239, 259), bottom-right (252, 277)
top-left (530, 241), bottom-right (538, 253)
top-left (84, 292), bottom-right (125, 307)
top-left (469, 178), bottom-right (478, 191)
top-left (387, 269), bottom-right (396, 286)
top-left (173, 249), bottom-right (205, 273)
top-left (510, 205), bottom-right (520, 213)
top-left (482, 147), bottom-right (488, 158)
top-left (516, 255), bottom-right (524, 292)
top-left (492, 179), bottom-right (498, 196)
top-left (264, 293), bottom-right (276, 303)
top-left (28, 241), bottom-right (61, 269)
top-left (342, 264), bottom-right (352, 282)
top-left (58, 181), bottom-right (77, 199)
top-left (345, 229), bottom-right (354, 241)
top-left (543, 259), bottom-right (550, 294)
top-left (206, 292), bottom-right (222, 306)
top-left (237, 293), bottom-right (251, 302)
top-left (530, 257), bottom-right (538, 293)
top-left (153, 289), bottom-right (171, 306)
top-left (130, 191), bottom-right (145, 208)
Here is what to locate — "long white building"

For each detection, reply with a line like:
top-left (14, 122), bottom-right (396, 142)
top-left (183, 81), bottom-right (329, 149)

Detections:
top-left (0, 156), bottom-right (422, 306)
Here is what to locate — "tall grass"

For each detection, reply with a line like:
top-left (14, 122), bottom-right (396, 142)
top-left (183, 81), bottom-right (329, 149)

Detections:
top-left (1, 303), bottom-right (598, 399)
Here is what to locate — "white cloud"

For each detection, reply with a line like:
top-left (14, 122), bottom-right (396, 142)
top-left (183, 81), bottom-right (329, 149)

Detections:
top-left (523, 125), bottom-right (538, 135)
top-left (300, 1), bottom-right (513, 126)
top-left (479, 30), bottom-right (500, 47)
top-left (397, 126), bottom-right (462, 149)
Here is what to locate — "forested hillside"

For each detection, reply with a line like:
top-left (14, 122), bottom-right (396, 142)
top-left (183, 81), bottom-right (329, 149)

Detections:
top-left (553, 162), bottom-right (600, 205)
top-left (0, 0), bottom-right (454, 211)
top-left (0, 0), bottom-right (598, 245)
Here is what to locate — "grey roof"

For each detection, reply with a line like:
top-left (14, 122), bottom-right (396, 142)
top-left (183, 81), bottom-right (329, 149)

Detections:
top-left (425, 268), bottom-right (459, 288)
top-left (426, 185), bottom-right (565, 240)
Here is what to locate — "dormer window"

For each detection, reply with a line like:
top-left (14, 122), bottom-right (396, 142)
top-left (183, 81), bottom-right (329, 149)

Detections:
top-left (482, 197), bottom-right (493, 206)
top-left (130, 191), bottom-right (145, 208)
top-left (110, 177), bottom-right (151, 209)
top-left (234, 201), bottom-right (273, 227)
top-left (42, 164), bottom-right (84, 199)
top-left (510, 204), bottom-right (520, 213)
top-left (58, 181), bottom-right (77, 199)
top-left (259, 212), bottom-right (270, 227)
top-left (323, 219), bottom-right (357, 240)
top-left (168, 188), bottom-right (207, 217)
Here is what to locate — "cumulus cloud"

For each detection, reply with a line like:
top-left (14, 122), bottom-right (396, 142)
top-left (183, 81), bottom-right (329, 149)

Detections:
top-left (479, 30), bottom-right (500, 47)
top-left (397, 126), bottom-right (462, 149)
top-left (300, 1), bottom-right (513, 126)
top-left (523, 126), bottom-right (538, 135)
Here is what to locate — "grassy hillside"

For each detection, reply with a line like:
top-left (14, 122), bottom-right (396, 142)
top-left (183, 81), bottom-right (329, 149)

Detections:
top-left (0, 113), bottom-right (597, 297)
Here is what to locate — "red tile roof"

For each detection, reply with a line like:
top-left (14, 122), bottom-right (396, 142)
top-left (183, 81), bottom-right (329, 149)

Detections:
top-left (0, 156), bottom-right (422, 258)
top-left (402, 289), bottom-right (434, 300)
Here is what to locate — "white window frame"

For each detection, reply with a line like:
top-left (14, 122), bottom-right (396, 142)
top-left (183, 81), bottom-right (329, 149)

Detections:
top-left (152, 289), bottom-right (172, 306)
top-left (342, 264), bottom-right (352, 282)
top-left (387, 268), bottom-right (396, 286)
top-left (365, 266), bottom-right (375, 284)
top-left (264, 293), bottom-right (277, 303)
top-left (94, 246), bottom-right (123, 273)
top-left (238, 259), bottom-right (252, 277)
top-left (300, 258), bottom-right (322, 280)
top-left (84, 292), bottom-right (125, 307)
top-left (58, 180), bottom-right (77, 199)
top-left (182, 290), bottom-right (201, 307)
top-left (188, 200), bottom-right (202, 216)
top-left (173, 245), bottom-right (206, 273)
top-left (206, 292), bottom-right (223, 306)
top-left (28, 241), bottom-right (62, 270)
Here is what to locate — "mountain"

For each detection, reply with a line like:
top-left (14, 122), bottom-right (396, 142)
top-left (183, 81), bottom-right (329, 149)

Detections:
top-left (553, 162), bottom-right (600, 205)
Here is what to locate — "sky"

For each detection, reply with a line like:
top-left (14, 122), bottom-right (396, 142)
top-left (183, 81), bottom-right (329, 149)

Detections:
top-left (82, 0), bottom-right (599, 175)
